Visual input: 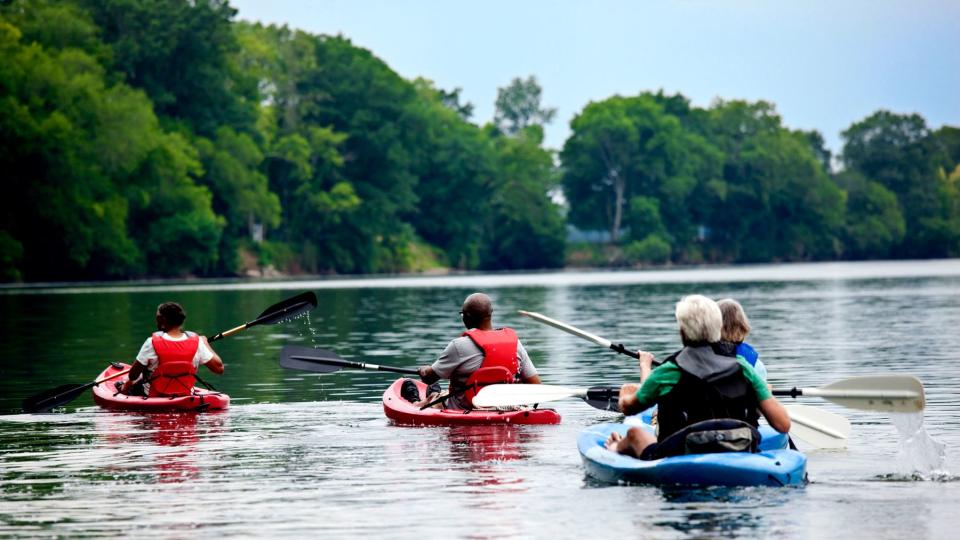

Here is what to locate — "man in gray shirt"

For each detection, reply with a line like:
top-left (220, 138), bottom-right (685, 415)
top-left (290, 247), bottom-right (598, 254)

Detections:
top-left (408, 292), bottom-right (541, 410)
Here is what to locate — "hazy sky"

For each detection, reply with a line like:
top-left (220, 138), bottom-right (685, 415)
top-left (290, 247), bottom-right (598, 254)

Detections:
top-left (231, 0), bottom-right (960, 153)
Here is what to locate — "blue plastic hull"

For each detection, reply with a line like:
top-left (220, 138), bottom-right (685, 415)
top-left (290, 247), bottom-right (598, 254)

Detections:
top-left (579, 423), bottom-right (807, 487)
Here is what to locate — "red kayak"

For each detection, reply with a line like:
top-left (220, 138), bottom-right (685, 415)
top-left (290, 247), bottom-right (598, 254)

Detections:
top-left (382, 378), bottom-right (561, 426)
top-left (91, 363), bottom-right (229, 412)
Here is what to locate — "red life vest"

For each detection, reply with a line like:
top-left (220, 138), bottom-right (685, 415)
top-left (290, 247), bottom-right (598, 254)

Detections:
top-left (148, 332), bottom-right (199, 397)
top-left (460, 328), bottom-right (520, 408)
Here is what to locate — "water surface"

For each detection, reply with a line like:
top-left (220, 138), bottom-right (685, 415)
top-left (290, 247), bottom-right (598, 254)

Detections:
top-left (1, 261), bottom-right (958, 538)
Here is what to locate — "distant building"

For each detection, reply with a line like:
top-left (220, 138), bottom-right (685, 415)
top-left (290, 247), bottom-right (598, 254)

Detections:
top-left (251, 222), bottom-right (264, 244)
top-left (566, 225), bottom-right (628, 244)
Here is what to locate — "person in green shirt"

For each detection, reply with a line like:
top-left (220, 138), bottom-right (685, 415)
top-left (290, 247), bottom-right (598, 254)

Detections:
top-left (606, 295), bottom-right (791, 460)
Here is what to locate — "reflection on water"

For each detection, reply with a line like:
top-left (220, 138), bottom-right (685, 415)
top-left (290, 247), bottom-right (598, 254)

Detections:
top-left (93, 412), bottom-right (230, 484)
top-left (1, 261), bottom-right (960, 538)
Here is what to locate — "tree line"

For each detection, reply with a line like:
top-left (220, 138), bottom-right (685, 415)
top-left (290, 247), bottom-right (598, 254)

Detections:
top-left (563, 94), bottom-right (960, 265)
top-left (1, 0), bottom-right (957, 282)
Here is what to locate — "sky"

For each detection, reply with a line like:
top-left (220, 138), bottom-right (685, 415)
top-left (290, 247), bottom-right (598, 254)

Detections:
top-left (231, 0), bottom-right (960, 153)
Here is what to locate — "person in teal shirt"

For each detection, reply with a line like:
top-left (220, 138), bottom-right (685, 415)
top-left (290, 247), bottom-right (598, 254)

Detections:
top-left (606, 295), bottom-right (791, 460)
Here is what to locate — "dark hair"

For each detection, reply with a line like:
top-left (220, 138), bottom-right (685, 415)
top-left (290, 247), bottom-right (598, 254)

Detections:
top-left (156, 302), bottom-right (186, 329)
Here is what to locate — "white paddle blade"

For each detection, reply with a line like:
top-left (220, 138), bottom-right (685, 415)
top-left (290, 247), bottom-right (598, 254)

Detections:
top-left (472, 383), bottom-right (586, 408)
top-left (785, 404), bottom-right (851, 449)
top-left (807, 375), bottom-right (925, 413)
top-left (518, 311), bottom-right (613, 349)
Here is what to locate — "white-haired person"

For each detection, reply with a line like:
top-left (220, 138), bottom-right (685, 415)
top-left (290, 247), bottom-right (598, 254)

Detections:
top-left (715, 298), bottom-right (767, 381)
top-left (606, 295), bottom-right (790, 460)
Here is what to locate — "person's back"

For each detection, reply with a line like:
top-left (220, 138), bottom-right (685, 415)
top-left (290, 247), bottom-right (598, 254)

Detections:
top-left (655, 343), bottom-right (760, 442)
top-left (608, 295), bottom-right (790, 460)
top-left (405, 293), bottom-right (541, 410)
top-left (122, 302), bottom-right (224, 397)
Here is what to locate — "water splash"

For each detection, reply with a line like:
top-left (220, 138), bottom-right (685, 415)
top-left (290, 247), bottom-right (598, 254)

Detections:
top-left (890, 412), bottom-right (950, 480)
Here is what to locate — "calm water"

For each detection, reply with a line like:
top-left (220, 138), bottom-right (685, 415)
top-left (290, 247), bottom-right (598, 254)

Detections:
top-left (2, 261), bottom-right (959, 538)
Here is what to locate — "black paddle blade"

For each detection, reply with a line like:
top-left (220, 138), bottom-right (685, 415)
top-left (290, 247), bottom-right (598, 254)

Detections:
top-left (254, 292), bottom-right (318, 326)
top-left (280, 345), bottom-right (344, 373)
top-left (584, 385), bottom-right (622, 412)
top-left (22, 383), bottom-right (91, 413)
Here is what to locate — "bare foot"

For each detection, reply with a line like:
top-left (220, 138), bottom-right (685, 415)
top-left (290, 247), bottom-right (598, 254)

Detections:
top-left (605, 431), bottom-right (623, 451)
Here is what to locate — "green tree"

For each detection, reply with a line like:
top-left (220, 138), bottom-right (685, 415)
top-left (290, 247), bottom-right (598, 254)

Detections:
top-left (836, 171), bottom-right (905, 258)
top-left (494, 76), bottom-right (557, 136)
top-left (79, 0), bottom-right (257, 137)
top-left (701, 100), bottom-right (844, 261)
top-left (481, 127), bottom-right (566, 269)
top-left (626, 196), bottom-right (668, 241)
top-left (562, 93), bottom-right (722, 258)
top-left (195, 127), bottom-right (281, 272)
top-left (841, 111), bottom-right (958, 257)
top-left (405, 79), bottom-right (495, 268)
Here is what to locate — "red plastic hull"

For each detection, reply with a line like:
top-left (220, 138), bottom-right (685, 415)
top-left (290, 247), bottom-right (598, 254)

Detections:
top-left (382, 378), bottom-right (561, 426)
top-left (91, 363), bottom-right (229, 412)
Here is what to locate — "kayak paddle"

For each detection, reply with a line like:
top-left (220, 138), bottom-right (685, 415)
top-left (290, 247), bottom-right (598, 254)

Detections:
top-left (784, 404), bottom-right (851, 449)
top-left (475, 375), bottom-right (925, 413)
top-left (472, 383), bottom-right (618, 409)
top-left (22, 291), bottom-right (319, 413)
top-left (280, 345), bottom-right (419, 375)
top-left (773, 374), bottom-right (925, 413)
top-left (519, 310), bottom-right (641, 359)
top-left (21, 367), bottom-right (132, 415)
top-left (209, 291), bottom-right (318, 342)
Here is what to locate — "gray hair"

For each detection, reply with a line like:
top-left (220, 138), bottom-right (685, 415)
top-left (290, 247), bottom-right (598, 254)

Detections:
top-left (717, 298), bottom-right (751, 343)
top-left (675, 295), bottom-right (722, 343)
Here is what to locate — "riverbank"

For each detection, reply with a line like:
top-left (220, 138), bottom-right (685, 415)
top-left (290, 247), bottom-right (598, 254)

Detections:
top-left (4, 259), bottom-right (960, 294)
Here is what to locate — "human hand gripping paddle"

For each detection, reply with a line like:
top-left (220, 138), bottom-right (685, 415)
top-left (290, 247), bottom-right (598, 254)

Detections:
top-left (21, 291), bottom-right (319, 413)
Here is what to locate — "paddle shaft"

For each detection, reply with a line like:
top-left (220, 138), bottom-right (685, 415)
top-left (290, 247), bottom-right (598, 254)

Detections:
top-left (290, 355), bottom-right (419, 375)
top-left (25, 368), bottom-right (132, 413)
top-left (93, 368), bottom-right (131, 386)
top-left (519, 310), bottom-right (642, 360)
top-left (788, 413), bottom-right (848, 440)
top-left (774, 388), bottom-right (920, 399)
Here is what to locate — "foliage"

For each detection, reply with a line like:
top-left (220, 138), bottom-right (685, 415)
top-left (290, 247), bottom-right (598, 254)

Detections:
top-left (836, 171), bottom-right (905, 259)
top-left (563, 94), bottom-right (849, 264)
top-left (0, 1), bottom-right (957, 282)
top-left (624, 234), bottom-right (671, 264)
top-left (480, 126), bottom-right (566, 270)
top-left (494, 76), bottom-right (557, 136)
top-left (841, 111), bottom-right (960, 257)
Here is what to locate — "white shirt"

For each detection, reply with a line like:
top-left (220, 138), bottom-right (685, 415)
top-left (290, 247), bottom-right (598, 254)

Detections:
top-left (135, 332), bottom-right (214, 371)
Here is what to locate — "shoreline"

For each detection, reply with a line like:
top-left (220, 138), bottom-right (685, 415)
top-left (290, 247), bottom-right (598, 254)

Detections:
top-left (3, 259), bottom-right (960, 295)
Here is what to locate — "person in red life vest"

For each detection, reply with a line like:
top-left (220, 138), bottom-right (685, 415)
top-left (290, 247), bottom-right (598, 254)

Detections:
top-left (401, 292), bottom-right (541, 410)
top-left (121, 302), bottom-right (225, 397)
top-left (605, 295), bottom-right (791, 460)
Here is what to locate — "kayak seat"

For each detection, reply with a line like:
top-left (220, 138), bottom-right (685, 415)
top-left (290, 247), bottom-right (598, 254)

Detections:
top-left (641, 418), bottom-right (761, 460)
top-left (461, 366), bottom-right (515, 408)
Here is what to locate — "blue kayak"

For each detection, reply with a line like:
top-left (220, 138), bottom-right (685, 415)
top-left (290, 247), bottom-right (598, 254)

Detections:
top-left (579, 415), bottom-right (807, 487)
